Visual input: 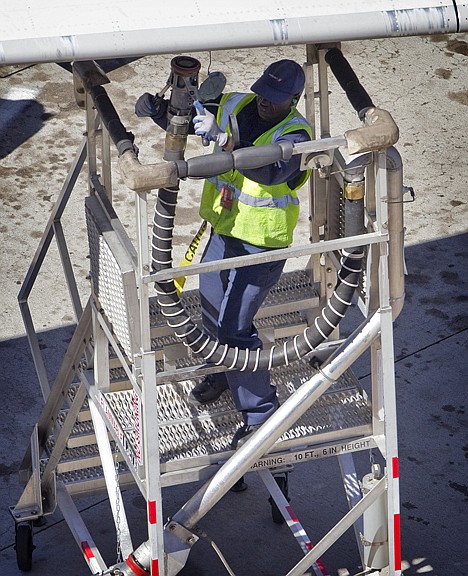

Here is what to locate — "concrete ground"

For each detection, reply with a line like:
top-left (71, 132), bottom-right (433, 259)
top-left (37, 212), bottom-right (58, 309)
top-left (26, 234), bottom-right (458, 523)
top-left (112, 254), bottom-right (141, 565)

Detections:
top-left (1, 35), bottom-right (467, 575)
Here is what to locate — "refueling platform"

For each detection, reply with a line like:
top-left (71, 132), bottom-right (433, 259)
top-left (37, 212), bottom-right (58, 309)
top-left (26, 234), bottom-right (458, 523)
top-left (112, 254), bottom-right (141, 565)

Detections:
top-left (10, 45), bottom-right (407, 576)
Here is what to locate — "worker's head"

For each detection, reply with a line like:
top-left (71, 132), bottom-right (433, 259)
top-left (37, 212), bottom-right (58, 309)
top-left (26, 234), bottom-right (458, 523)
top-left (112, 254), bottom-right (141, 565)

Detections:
top-left (251, 59), bottom-right (305, 121)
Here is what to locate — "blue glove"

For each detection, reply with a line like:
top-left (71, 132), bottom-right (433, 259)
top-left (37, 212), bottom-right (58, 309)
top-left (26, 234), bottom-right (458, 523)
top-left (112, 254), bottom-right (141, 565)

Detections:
top-left (192, 103), bottom-right (229, 147)
top-left (135, 93), bottom-right (162, 117)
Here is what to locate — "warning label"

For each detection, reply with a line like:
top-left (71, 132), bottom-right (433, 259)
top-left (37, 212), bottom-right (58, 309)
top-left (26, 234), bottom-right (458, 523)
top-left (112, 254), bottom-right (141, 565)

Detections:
top-left (250, 437), bottom-right (374, 470)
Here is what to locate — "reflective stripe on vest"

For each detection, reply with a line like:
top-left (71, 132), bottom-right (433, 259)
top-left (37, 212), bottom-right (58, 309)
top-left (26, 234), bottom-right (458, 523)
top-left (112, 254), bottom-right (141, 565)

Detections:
top-left (206, 176), bottom-right (300, 209)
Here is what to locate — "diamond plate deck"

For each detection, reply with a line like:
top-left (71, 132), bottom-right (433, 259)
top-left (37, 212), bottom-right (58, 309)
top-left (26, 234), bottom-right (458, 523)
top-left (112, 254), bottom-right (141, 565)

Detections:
top-left (102, 360), bottom-right (372, 477)
top-left (51, 359), bottom-right (371, 490)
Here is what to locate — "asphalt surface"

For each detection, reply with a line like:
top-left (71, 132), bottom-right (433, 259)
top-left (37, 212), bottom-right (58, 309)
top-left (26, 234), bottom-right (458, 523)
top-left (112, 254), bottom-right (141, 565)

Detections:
top-left (0, 35), bottom-right (467, 576)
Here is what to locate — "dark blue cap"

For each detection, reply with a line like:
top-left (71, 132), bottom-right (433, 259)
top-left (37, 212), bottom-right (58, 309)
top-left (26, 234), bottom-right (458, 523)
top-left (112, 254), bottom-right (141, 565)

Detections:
top-left (251, 59), bottom-right (305, 104)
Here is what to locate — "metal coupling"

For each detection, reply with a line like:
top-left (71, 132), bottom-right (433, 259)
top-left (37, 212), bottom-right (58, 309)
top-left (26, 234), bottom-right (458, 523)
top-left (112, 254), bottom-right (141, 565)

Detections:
top-left (344, 179), bottom-right (365, 200)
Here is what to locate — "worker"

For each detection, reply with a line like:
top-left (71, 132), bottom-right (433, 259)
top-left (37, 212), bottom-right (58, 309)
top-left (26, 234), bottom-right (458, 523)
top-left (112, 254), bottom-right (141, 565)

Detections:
top-left (135, 59), bottom-right (312, 449)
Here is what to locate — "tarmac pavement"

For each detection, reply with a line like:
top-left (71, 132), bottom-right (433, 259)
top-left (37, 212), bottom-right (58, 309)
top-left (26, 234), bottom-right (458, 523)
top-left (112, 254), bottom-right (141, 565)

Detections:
top-left (0, 35), bottom-right (467, 576)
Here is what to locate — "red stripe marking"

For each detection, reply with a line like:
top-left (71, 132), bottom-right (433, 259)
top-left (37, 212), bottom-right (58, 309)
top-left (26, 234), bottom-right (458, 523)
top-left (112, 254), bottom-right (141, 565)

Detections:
top-left (392, 456), bottom-right (399, 479)
top-left (151, 559), bottom-right (159, 575)
top-left (286, 505), bottom-right (299, 523)
top-left (303, 540), bottom-right (329, 575)
top-left (148, 500), bottom-right (157, 525)
top-left (394, 513), bottom-right (402, 570)
top-left (81, 541), bottom-right (94, 561)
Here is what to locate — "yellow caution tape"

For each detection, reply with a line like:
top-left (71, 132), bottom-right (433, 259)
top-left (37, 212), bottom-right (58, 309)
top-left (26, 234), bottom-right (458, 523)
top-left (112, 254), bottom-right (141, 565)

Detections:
top-left (174, 220), bottom-right (208, 295)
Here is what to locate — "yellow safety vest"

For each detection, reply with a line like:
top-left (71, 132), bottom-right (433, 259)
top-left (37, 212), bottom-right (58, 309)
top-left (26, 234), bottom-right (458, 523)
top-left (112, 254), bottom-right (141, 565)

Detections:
top-left (199, 93), bottom-right (312, 248)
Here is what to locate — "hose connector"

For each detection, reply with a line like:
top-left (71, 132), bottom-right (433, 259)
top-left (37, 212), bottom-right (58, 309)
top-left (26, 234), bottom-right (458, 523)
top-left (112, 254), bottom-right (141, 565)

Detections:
top-left (164, 56), bottom-right (201, 161)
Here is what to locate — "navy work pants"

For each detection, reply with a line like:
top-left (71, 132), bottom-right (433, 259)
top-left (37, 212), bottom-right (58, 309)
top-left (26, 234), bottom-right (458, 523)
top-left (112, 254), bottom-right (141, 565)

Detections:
top-left (199, 231), bottom-right (285, 425)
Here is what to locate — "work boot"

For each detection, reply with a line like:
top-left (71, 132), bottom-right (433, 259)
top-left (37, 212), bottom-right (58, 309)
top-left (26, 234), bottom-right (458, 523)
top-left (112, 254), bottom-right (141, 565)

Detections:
top-left (230, 423), bottom-right (262, 450)
top-left (188, 377), bottom-right (228, 406)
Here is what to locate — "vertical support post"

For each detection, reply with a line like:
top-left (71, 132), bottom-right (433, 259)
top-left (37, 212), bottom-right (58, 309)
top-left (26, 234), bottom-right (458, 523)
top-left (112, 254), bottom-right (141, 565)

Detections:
top-left (85, 93), bottom-right (98, 195)
top-left (316, 47), bottom-right (338, 319)
top-left (304, 45), bottom-right (316, 140)
top-left (141, 348), bottom-right (161, 575)
top-left (373, 150), bottom-right (401, 575)
top-left (305, 44), bottom-right (323, 284)
top-left (135, 190), bottom-right (164, 575)
top-left (317, 49), bottom-right (331, 138)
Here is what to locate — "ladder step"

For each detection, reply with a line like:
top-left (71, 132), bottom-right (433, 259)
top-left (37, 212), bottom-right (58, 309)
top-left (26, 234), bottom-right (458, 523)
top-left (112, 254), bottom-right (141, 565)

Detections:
top-left (152, 364), bottom-right (371, 468)
top-left (55, 463), bottom-right (135, 496)
top-left (149, 270), bottom-right (319, 339)
top-left (45, 434), bottom-right (128, 473)
top-left (53, 362), bottom-right (371, 483)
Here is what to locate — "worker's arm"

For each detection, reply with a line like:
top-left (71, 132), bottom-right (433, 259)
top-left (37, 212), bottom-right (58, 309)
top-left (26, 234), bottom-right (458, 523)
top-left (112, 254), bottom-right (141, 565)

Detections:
top-left (238, 130), bottom-right (310, 186)
top-left (135, 93), bottom-right (168, 124)
top-left (135, 93), bottom-right (219, 134)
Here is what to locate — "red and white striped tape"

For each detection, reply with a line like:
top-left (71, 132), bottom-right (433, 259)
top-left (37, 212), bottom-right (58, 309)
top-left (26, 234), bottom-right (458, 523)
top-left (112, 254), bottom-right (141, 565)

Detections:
top-left (80, 540), bottom-right (101, 574)
top-left (148, 500), bottom-right (159, 575)
top-left (392, 457), bottom-right (402, 573)
top-left (285, 504), bottom-right (329, 576)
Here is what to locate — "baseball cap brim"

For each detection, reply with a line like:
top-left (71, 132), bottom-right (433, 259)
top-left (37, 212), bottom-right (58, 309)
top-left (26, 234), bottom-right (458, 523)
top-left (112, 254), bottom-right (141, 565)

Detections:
top-left (251, 76), bottom-right (294, 104)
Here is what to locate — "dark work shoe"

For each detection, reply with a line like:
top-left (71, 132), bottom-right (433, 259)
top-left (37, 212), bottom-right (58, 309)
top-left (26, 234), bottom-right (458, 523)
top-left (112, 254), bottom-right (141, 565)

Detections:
top-left (230, 423), bottom-right (262, 450)
top-left (230, 476), bottom-right (248, 492)
top-left (188, 377), bottom-right (228, 406)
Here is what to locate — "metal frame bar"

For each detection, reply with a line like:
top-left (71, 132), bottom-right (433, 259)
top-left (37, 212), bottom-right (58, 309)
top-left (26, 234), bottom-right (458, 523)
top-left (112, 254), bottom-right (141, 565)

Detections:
top-left (170, 311), bottom-right (381, 530)
top-left (375, 151), bottom-right (401, 575)
top-left (80, 369), bottom-right (146, 495)
top-left (337, 453), bottom-right (364, 564)
top-left (146, 231), bottom-right (385, 284)
top-left (53, 219), bottom-right (83, 321)
top-left (18, 138), bottom-right (88, 399)
top-left (286, 477), bottom-right (387, 576)
top-left (257, 468), bottom-right (326, 576)
top-left (56, 481), bottom-right (109, 574)
top-left (134, 187), bottom-right (166, 574)
top-left (89, 397), bottom-right (134, 559)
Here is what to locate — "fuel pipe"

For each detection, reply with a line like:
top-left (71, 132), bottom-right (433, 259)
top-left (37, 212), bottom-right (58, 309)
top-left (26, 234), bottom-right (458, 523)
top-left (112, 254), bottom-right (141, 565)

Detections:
top-left (152, 186), bottom-right (363, 370)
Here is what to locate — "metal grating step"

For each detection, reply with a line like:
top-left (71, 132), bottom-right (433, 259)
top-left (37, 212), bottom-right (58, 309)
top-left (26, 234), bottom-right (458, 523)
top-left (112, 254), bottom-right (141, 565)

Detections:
top-left (51, 361), bottom-right (371, 490)
top-left (148, 270), bottom-right (320, 339)
top-left (106, 269), bottom-right (319, 381)
top-left (45, 438), bottom-right (125, 474)
top-left (49, 461), bottom-right (135, 495)
top-left (102, 360), bottom-right (371, 475)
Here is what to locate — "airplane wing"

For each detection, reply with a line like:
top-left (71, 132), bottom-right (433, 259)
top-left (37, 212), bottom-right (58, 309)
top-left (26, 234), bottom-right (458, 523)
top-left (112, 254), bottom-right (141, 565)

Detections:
top-left (1, 0), bottom-right (467, 66)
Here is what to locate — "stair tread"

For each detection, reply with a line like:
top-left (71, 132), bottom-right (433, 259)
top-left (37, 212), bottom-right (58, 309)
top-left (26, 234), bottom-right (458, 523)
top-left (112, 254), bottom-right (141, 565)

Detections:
top-left (52, 361), bottom-right (371, 486)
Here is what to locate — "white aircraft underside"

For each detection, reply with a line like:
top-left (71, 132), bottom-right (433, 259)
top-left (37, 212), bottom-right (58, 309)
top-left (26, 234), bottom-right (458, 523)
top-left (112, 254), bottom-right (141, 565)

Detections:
top-left (1, 0), bottom-right (467, 65)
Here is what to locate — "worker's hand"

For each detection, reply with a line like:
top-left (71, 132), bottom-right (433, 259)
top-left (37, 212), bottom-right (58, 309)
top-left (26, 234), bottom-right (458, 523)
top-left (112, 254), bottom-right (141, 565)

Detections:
top-left (193, 106), bottom-right (229, 147)
top-left (135, 93), bottom-right (163, 117)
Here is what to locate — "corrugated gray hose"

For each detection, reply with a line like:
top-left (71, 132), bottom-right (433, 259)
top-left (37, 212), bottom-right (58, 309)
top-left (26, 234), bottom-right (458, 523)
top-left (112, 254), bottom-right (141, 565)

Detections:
top-left (152, 186), bottom-right (363, 370)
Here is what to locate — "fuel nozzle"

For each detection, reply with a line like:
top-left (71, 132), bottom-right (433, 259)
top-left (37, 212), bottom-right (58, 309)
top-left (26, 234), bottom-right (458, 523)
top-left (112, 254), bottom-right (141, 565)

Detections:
top-left (163, 55), bottom-right (201, 161)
